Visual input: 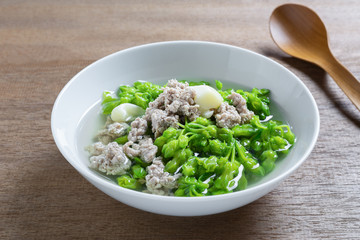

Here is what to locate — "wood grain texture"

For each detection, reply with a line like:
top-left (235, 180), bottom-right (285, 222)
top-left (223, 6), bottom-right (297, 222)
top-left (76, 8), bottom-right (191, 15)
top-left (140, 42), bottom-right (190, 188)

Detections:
top-left (0, 0), bottom-right (359, 239)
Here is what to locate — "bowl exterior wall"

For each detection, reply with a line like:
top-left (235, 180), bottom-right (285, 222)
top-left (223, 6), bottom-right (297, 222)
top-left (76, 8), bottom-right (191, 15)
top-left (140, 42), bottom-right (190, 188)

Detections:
top-left (85, 175), bottom-right (281, 216)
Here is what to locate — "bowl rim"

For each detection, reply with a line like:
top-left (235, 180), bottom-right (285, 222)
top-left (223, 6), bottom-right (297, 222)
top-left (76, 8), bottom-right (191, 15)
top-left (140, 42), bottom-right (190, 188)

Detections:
top-left (51, 40), bottom-right (320, 202)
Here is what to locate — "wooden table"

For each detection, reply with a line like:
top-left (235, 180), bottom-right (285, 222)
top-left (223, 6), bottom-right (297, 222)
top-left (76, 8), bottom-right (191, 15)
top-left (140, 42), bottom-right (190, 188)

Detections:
top-left (1, 0), bottom-right (359, 239)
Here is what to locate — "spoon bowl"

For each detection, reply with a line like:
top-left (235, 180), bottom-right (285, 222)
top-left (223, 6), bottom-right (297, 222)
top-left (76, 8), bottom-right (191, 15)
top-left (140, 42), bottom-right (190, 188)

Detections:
top-left (270, 4), bottom-right (360, 110)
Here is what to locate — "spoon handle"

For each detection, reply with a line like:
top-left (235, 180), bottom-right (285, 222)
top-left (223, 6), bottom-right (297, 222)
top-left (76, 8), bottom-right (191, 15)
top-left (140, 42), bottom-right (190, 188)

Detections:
top-left (319, 55), bottom-right (360, 111)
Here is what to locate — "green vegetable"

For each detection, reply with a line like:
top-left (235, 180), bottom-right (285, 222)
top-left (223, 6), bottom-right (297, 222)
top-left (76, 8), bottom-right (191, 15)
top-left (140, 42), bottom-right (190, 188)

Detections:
top-left (162, 139), bottom-right (179, 158)
top-left (117, 175), bottom-right (142, 190)
top-left (192, 116), bottom-right (213, 126)
top-left (133, 157), bottom-right (150, 168)
top-left (235, 141), bottom-right (265, 176)
top-left (165, 148), bottom-right (193, 174)
top-left (216, 127), bottom-right (234, 143)
top-left (238, 116), bottom-right (295, 172)
top-left (133, 92), bottom-right (148, 109)
top-left (178, 135), bottom-right (189, 148)
top-left (237, 88), bottom-right (270, 120)
top-left (280, 125), bottom-right (296, 144)
top-left (217, 88), bottom-right (234, 103)
top-left (154, 127), bottom-right (181, 153)
top-left (240, 139), bottom-right (251, 150)
top-left (131, 165), bottom-right (147, 179)
top-left (270, 136), bottom-right (289, 152)
top-left (182, 157), bottom-right (198, 177)
top-left (235, 166), bottom-right (248, 191)
top-left (102, 91), bottom-right (122, 115)
top-left (178, 80), bottom-right (210, 86)
top-left (259, 150), bottom-right (278, 173)
top-left (101, 81), bottom-right (162, 114)
top-left (162, 127), bottom-right (179, 139)
top-left (232, 124), bottom-right (259, 138)
top-left (174, 176), bottom-right (209, 197)
top-left (114, 135), bottom-right (128, 145)
top-left (209, 139), bottom-right (228, 156)
top-left (215, 80), bottom-right (271, 120)
top-left (207, 144), bottom-right (247, 194)
top-left (215, 80), bottom-right (223, 90)
top-left (213, 161), bottom-right (240, 191)
top-left (197, 156), bottom-right (218, 173)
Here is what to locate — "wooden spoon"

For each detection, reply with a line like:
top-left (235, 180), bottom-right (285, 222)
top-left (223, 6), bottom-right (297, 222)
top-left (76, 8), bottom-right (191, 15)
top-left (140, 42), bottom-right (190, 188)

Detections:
top-left (269, 3), bottom-right (360, 111)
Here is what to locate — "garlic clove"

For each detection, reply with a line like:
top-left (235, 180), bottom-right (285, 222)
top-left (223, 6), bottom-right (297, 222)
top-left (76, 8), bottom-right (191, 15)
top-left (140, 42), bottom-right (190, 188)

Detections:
top-left (111, 103), bottom-right (145, 122)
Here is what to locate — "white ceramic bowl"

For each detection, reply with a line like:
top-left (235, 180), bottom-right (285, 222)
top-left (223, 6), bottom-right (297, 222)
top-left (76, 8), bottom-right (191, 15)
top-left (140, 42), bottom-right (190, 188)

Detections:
top-left (51, 41), bottom-right (320, 216)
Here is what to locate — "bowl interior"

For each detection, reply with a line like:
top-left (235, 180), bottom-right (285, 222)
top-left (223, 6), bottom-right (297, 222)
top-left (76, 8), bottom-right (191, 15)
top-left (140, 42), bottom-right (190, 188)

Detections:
top-left (52, 41), bottom-right (319, 197)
